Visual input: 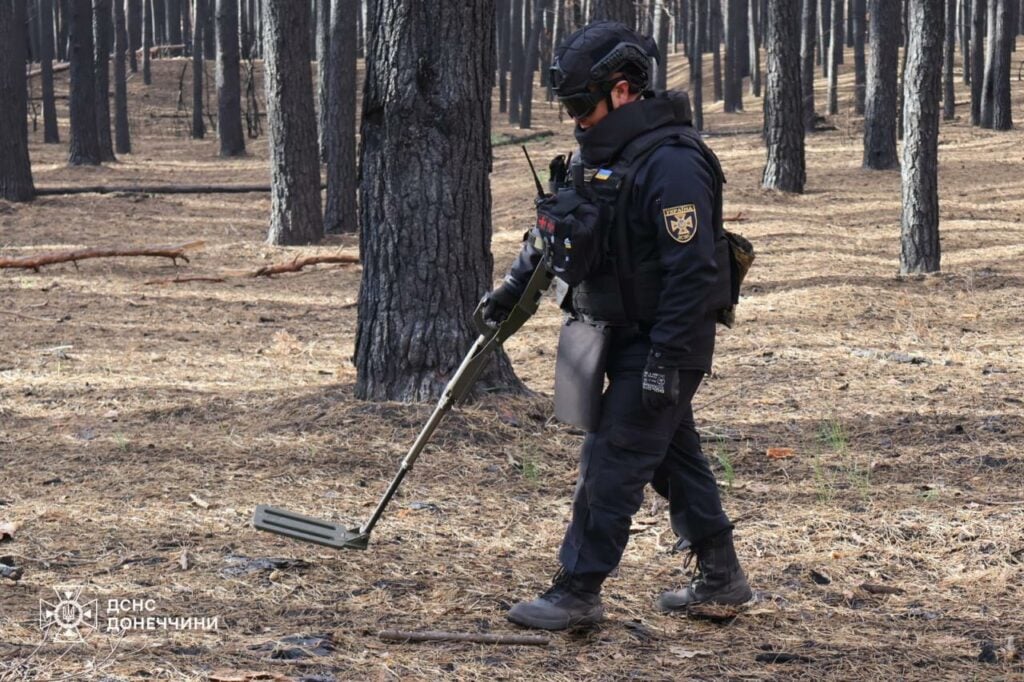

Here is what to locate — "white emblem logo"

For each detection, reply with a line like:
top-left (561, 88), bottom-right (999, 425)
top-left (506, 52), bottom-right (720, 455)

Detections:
top-left (39, 587), bottom-right (98, 642)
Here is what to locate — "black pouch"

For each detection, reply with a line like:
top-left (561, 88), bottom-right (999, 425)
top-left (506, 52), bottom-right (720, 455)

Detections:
top-left (536, 189), bottom-right (604, 287)
top-left (554, 318), bottom-right (611, 432)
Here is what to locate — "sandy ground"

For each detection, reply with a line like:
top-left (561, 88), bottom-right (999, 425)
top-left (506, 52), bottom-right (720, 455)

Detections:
top-left (1, 43), bottom-right (1023, 681)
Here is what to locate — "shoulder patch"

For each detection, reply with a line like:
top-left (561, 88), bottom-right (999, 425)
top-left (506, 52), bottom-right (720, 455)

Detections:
top-left (663, 204), bottom-right (698, 244)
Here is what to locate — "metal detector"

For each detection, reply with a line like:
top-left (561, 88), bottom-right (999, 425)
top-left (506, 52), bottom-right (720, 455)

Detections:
top-left (253, 262), bottom-right (554, 550)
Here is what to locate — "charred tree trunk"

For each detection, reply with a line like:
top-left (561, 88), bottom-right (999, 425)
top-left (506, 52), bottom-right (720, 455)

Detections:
top-left (1, 0), bottom-right (35, 200)
top-left (497, 0), bottom-right (509, 113)
top-left (142, 0), bottom-right (151, 83)
top-left (970, 0), bottom-right (984, 124)
top-left (315, 0), bottom-right (328, 160)
top-left (983, 0), bottom-right (1013, 128)
top-left (591, 0), bottom-right (635, 23)
top-left (93, 0), bottom-right (116, 162)
top-left (943, 0), bottom-right (956, 119)
top-left (900, 0), bottom-right (943, 275)
top-left (40, 0), bottom-right (61, 142)
top-left (324, 0), bottom-right (357, 234)
top-left (192, 0), bottom-right (205, 138)
top-left (357, 0), bottom-right (521, 402)
top-left (509, 0), bottom-right (523, 124)
top-left (763, 0), bottom-right (805, 192)
top-left (852, 0), bottom-right (866, 114)
top-left (59, 0), bottom-right (70, 61)
top-left (711, 0), bottom-right (723, 100)
top-left (520, 0), bottom-right (545, 128)
top-left (114, 0), bottom-right (131, 152)
top-left (961, 0), bottom-right (970, 85)
top-left (69, 0), bottom-right (101, 164)
top-left (980, 0), bottom-right (996, 126)
top-left (691, 0), bottom-right (705, 129)
top-left (654, 0), bottom-right (669, 90)
top-left (825, 0), bottom-right (839, 114)
top-left (127, 0), bottom-right (140, 72)
top-left (216, 0), bottom-right (244, 155)
top-left (863, 0), bottom-right (899, 169)
top-left (262, 0), bottom-right (322, 245)
top-left (749, 0), bottom-right (762, 95)
top-left (818, 0), bottom-right (829, 73)
top-left (724, 0), bottom-right (744, 111)
top-left (800, 0), bottom-right (816, 129)
top-left (181, 0), bottom-right (190, 55)
top-left (166, 0), bottom-right (180, 44)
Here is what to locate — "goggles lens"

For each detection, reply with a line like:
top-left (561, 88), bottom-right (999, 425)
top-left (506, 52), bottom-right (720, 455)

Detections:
top-left (559, 91), bottom-right (603, 119)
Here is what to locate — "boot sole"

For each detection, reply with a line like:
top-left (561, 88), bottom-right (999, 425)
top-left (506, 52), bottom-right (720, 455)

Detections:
top-left (657, 586), bottom-right (753, 613)
top-left (507, 605), bottom-right (605, 631)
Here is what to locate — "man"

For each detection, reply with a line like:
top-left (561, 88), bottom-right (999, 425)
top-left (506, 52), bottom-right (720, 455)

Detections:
top-left (482, 21), bottom-right (751, 630)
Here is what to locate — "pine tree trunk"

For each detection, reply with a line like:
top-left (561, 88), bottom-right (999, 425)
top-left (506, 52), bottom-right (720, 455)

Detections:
top-left (166, 0), bottom-right (180, 44)
top-left (961, 0), bottom-right (970, 85)
top-left (509, 0), bottom-right (523, 124)
top-left (970, 0), bottom-right (984, 123)
top-left (192, 0), bottom-right (205, 138)
top-left (818, 0), bottom-right (829, 73)
top-left (900, 0), bottom-right (943, 275)
top-left (142, 0), bottom-right (151, 83)
top-left (520, 0), bottom-right (544, 128)
top-left (128, 0), bottom-right (140, 72)
top-left (262, 0), bottom-right (322, 245)
top-left (691, 0), bottom-right (705, 129)
top-left (114, 0), bottom-right (131, 152)
top-left (943, 0), bottom-right (956, 119)
top-left (655, 0), bottom-right (670, 90)
top-left (800, 0), bottom-right (816, 129)
top-left (324, 0), bottom-right (357, 234)
top-left (69, 0), bottom-right (101, 164)
top-left (40, 0), bottom-right (61, 143)
top-left (763, 0), bottom-right (805, 192)
top-left (852, 0), bottom-right (866, 114)
top-left (591, 0), bottom-right (635, 23)
top-left (980, 0), bottom-right (996, 126)
top-left (498, 0), bottom-right (509, 113)
top-left (94, 0), bottom-right (116, 162)
top-left (863, 0), bottom-right (899, 169)
top-left (1, 0), bottom-right (35, 201)
top-left (749, 0), bottom-right (762, 95)
top-left (826, 0), bottom-right (839, 114)
top-left (990, 0), bottom-right (1012, 128)
top-left (216, 0), bottom-right (244, 155)
top-left (181, 0), bottom-right (190, 55)
top-left (315, 0), bottom-right (328, 161)
top-left (724, 0), bottom-right (743, 111)
top-left (711, 0), bottom-right (723, 101)
top-left (357, 0), bottom-right (522, 402)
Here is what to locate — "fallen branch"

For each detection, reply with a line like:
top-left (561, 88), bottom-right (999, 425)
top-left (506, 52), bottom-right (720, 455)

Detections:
top-left (0, 241), bottom-right (204, 272)
top-left (26, 61), bottom-right (70, 79)
top-left (144, 276), bottom-right (226, 285)
top-left (493, 129), bottom-right (554, 147)
top-left (253, 255), bottom-right (359, 277)
top-left (724, 212), bottom-right (747, 222)
top-left (378, 629), bottom-right (549, 646)
top-left (35, 184), bottom-right (323, 196)
top-left (0, 309), bottom-right (58, 324)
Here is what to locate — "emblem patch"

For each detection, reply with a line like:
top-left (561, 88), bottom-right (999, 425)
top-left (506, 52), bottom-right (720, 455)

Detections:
top-left (663, 204), bottom-right (698, 243)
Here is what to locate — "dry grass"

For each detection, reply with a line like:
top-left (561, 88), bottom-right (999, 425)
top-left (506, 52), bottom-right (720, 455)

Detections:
top-left (1, 44), bottom-right (1023, 681)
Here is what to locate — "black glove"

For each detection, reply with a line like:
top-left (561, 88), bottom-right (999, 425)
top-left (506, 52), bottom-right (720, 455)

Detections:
top-left (480, 281), bottom-right (521, 328)
top-left (642, 350), bottom-right (681, 412)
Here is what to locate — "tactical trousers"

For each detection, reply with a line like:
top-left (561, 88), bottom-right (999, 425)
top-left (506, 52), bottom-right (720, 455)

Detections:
top-left (558, 327), bottom-right (732, 577)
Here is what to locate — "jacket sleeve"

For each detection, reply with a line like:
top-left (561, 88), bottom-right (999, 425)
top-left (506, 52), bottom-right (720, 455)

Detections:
top-left (502, 229), bottom-right (545, 296)
top-left (635, 145), bottom-right (719, 361)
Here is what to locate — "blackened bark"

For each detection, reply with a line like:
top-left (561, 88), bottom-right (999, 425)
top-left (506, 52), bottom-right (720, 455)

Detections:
top-left (357, 0), bottom-right (522, 401)
top-left (94, 0), bottom-right (116, 162)
top-left (324, 0), bottom-right (357, 234)
top-left (520, 0), bottom-right (545, 128)
top-left (509, 0), bottom-right (522, 124)
top-left (863, 0), bottom-right (899, 169)
top-left (497, 0), bottom-right (509, 113)
top-left (852, 0), bottom-right (865, 114)
top-left (724, 0), bottom-right (743, 111)
top-left (0, 0), bottom-right (35, 201)
top-left (691, 0), bottom-right (705, 129)
top-left (818, 0), bottom-right (829, 73)
top-left (763, 0), bottom-right (805, 192)
top-left (69, 0), bottom-right (101, 165)
top-left (153, 0), bottom-right (164, 43)
top-left (990, 0), bottom-right (1013, 128)
top-left (127, 0), bottom-right (140, 71)
top-left (40, 0), bottom-right (61, 143)
top-left (591, 0), bottom-right (635, 24)
top-left (142, 0), bottom-right (151, 83)
top-left (711, 0), bottom-right (723, 100)
top-left (181, 0), bottom-right (190, 55)
top-left (654, 0), bottom-right (669, 90)
top-left (961, 0), bottom-right (970, 85)
top-left (262, 0), bottom-right (322, 245)
top-left (192, 0), bottom-right (205, 138)
top-left (980, 0), bottom-right (995, 126)
top-left (315, 0), bottom-right (328, 160)
top-left (900, 0), bottom-right (943, 275)
top-left (166, 0), bottom-right (180, 44)
top-left (943, 0), bottom-right (956, 119)
top-left (59, 0), bottom-right (71, 61)
top-left (216, 0), bottom-right (244, 155)
top-left (826, 0), bottom-right (839, 114)
top-left (749, 0), bottom-right (762, 95)
top-left (800, 0), bottom-right (816, 129)
top-left (970, 0), bottom-right (984, 124)
top-left (114, 0), bottom-right (131, 152)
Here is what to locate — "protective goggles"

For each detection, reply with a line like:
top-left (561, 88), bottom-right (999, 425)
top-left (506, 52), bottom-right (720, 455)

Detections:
top-left (558, 81), bottom-right (615, 120)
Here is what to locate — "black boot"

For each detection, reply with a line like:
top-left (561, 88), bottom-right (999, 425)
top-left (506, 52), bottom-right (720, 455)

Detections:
top-left (658, 529), bottom-right (752, 612)
top-left (507, 569), bottom-right (605, 630)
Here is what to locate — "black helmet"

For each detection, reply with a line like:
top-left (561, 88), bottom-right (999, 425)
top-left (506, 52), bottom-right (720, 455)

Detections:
top-left (550, 20), bottom-right (659, 118)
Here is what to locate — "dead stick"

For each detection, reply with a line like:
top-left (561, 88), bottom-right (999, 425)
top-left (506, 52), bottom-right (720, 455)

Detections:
top-left (35, 184), bottom-right (324, 196)
top-left (0, 241), bottom-right (204, 272)
top-left (0, 309), bottom-right (58, 324)
top-left (378, 630), bottom-right (549, 646)
top-left (144, 276), bottom-right (226, 285)
top-left (253, 255), bottom-right (359, 277)
top-left (724, 212), bottom-right (747, 222)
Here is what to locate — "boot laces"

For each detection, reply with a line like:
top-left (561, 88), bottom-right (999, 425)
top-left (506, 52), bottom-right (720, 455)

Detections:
top-left (682, 549), bottom-right (707, 588)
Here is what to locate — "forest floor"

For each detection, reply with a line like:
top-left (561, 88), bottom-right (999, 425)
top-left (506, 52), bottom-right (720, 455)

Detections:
top-left (2, 45), bottom-right (1023, 682)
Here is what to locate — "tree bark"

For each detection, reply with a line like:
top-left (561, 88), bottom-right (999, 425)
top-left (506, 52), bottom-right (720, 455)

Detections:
top-left (900, 0), bottom-right (943, 275)
top-left (762, 0), bottom-right (805, 192)
top-left (0, 0), bottom-right (35, 201)
top-left (724, 0), bottom-right (744, 111)
top-left (40, 0), bottom-right (61, 142)
top-left (711, 0), bottom-right (723, 100)
top-left (166, 0), bottom-right (180, 44)
top-left (181, 0), bottom-right (190, 55)
top-left (93, 0), bottom-right (116, 162)
top-left (69, 0), bottom-right (101, 165)
top-left (990, 0), bottom-right (1012, 129)
top-left (748, 0), bottom-right (762, 95)
top-left (497, 0), bottom-right (509, 113)
top-left (114, 0), bottom-right (131, 152)
top-left (520, 0), bottom-right (545, 128)
top-left (800, 0), bottom-right (816, 129)
top-left (863, 0), bottom-right (899, 169)
top-left (324, 0), bottom-right (357, 234)
top-left (127, 0), bottom-right (140, 71)
top-left (980, 0), bottom-right (996, 126)
top-left (315, 0), bottom-right (328, 160)
top-left (509, 0), bottom-right (523, 125)
top-left (216, 0), bottom-right (244, 155)
top-left (591, 0), bottom-right (635, 23)
top-left (59, 0), bottom-right (71, 61)
top-left (357, 0), bottom-right (522, 402)
top-left (825, 0), bottom-right (840, 114)
top-left (654, 0), bottom-right (670, 90)
top-left (142, 0), bottom-right (151, 83)
top-left (262, 0), bottom-right (322, 245)
top-left (961, 0), bottom-right (970, 85)
top-left (192, 0), bottom-right (205, 138)
top-left (691, 0), bottom-right (705, 129)
top-left (970, 0), bottom-right (984, 124)
top-left (852, 0), bottom-right (866, 114)
top-left (943, 0), bottom-right (956, 119)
